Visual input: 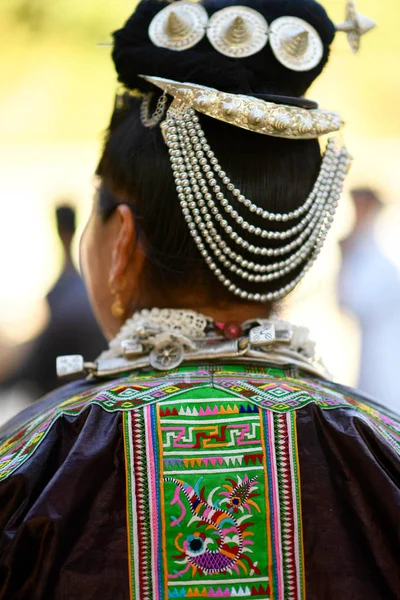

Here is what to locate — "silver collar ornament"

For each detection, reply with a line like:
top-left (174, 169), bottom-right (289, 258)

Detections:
top-left (57, 308), bottom-right (329, 380)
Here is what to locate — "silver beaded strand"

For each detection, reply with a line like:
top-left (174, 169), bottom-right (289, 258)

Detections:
top-left (175, 114), bottom-right (344, 273)
top-left (174, 118), bottom-right (348, 285)
top-left (164, 104), bottom-right (351, 302)
top-left (174, 120), bottom-right (343, 283)
top-left (179, 113), bottom-right (338, 240)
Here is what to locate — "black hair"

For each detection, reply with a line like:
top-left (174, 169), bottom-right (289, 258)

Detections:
top-left (97, 0), bottom-right (336, 306)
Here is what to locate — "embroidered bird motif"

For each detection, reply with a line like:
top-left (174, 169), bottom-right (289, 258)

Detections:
top-left (165, 475), bottom-right (261, 578)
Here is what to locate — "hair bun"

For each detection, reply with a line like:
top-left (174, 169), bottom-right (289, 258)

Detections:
top-left (112, 0), bottom-right (335, 97)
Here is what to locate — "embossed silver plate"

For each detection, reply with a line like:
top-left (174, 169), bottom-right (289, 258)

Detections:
top-left (148, 1), bottom-right (208, 51)
top-left (249, 324), bottom-right (276, 347)
top-left (269, 17), bottom-right (324, 72)
top-left (121, 340), bottom-right (144, 359)
top-left (149, 342), bottom-right (185, 370)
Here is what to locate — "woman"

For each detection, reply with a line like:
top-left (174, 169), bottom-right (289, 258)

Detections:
top-left (0, 0), bottom-right (398, 599)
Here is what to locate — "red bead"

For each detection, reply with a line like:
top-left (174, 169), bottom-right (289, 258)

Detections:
top-left (223, 321), bottom-right (243, 340)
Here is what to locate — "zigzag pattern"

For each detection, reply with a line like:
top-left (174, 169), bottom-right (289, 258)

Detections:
top-left (167, 583), bottom-right (270, 597)
top-left (131, 411), bottom-right (153, 600)
top-left (161, 404), bottom-right (259, 418)
top-left (274, 414), bottom-right (298, 600)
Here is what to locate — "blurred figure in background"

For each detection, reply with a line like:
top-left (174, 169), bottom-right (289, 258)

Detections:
top-left (339, 188), bottom-right (400, 412)
top-left (1, 203), bottom-right (106, 400)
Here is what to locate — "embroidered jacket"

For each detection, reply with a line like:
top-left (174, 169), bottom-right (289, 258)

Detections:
top-left (0, 364), bottom-right (399, 600)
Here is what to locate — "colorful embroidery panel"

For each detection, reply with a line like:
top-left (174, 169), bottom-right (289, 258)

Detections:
top-left (1, 364), bottom-right (399, 483)
top-left (123, 397), bottom-right (305, 600)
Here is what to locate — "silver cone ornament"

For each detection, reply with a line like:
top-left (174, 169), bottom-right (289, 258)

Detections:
top-left (165, 10), bottom-right (190, 40)
top-left (148, 1), bottom-right (208, 51)
top-left (282, 28), bottom-right (310, 57)
top-left (269, 16), bottom-right (324, 72)
top-left (335, 0), bottom-right (376, 53)
top-left (207, 5), bottom-right (269, 58)
top-left (223, 15), bottom-right (251, 46)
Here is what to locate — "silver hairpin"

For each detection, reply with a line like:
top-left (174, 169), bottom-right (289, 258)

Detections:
top-left (335, 0), bottom-right (376, 53)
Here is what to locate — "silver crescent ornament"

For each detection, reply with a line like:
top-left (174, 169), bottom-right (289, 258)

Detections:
top-left (148, 1), bottom-right (208, 51)
top-left (269, 17), bottom-right (324, 72)
top-left (207, 6), bottom-right (269, 58)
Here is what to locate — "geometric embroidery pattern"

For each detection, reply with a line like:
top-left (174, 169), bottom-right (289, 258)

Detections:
top-left (124, 409), bottom-right (154, 599)
top-left (123, 398), bottom-right (305, 599)
top-left (1, 364), bottom-right (399, 483)
top-left (271, 413), bottom-right (305, 599)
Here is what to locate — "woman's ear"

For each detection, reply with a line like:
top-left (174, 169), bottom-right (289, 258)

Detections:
top-left (109, 204), bottom-right (136, 283)
top-left (108, 204), bottom-right (146, 318)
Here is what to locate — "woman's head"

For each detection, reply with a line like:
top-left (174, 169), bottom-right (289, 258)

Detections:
top-left (81, 0), bottom-right (336, 339)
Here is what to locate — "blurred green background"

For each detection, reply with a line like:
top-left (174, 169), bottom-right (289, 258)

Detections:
top-left (0, 0), bottom-right (399, 386)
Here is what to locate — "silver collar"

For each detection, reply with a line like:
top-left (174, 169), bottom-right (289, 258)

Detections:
top-left (56, 308), bottom-right (329, 380)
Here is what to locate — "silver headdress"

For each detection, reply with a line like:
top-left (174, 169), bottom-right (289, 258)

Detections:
top-left (136, 74), bottom-right (351, 302)
top-left (148, 1), bottom-right (325, 71)
top-left (147, 0), bottom-right (376, 63)
top-left (128, 0), bottom-right (375, 303)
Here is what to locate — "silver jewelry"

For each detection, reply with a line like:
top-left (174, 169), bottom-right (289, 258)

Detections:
top-left (138, 1), bottom-right (375, 66)
top-left (148, 1), bottom-right (208, 51)
top-left (335, 0), bottom-right (376, 54)
top-left (147, 5), bottom-right (325, 71)
top-left (269, 17), bottom-right (324, 72)
top-left (140, 92), bottom-right (168, 128)
top-left (140, 75), bottom-right (343, 139)
top-left (57, 309), bottom-right (328, 379)
top-left (207, 6), bottom-right (269, 58)
top-left (163, 99), bottom-right (351, 302)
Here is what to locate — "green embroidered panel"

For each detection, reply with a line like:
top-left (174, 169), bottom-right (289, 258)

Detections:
top-left (123, 395), bottom-right (305, 599)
